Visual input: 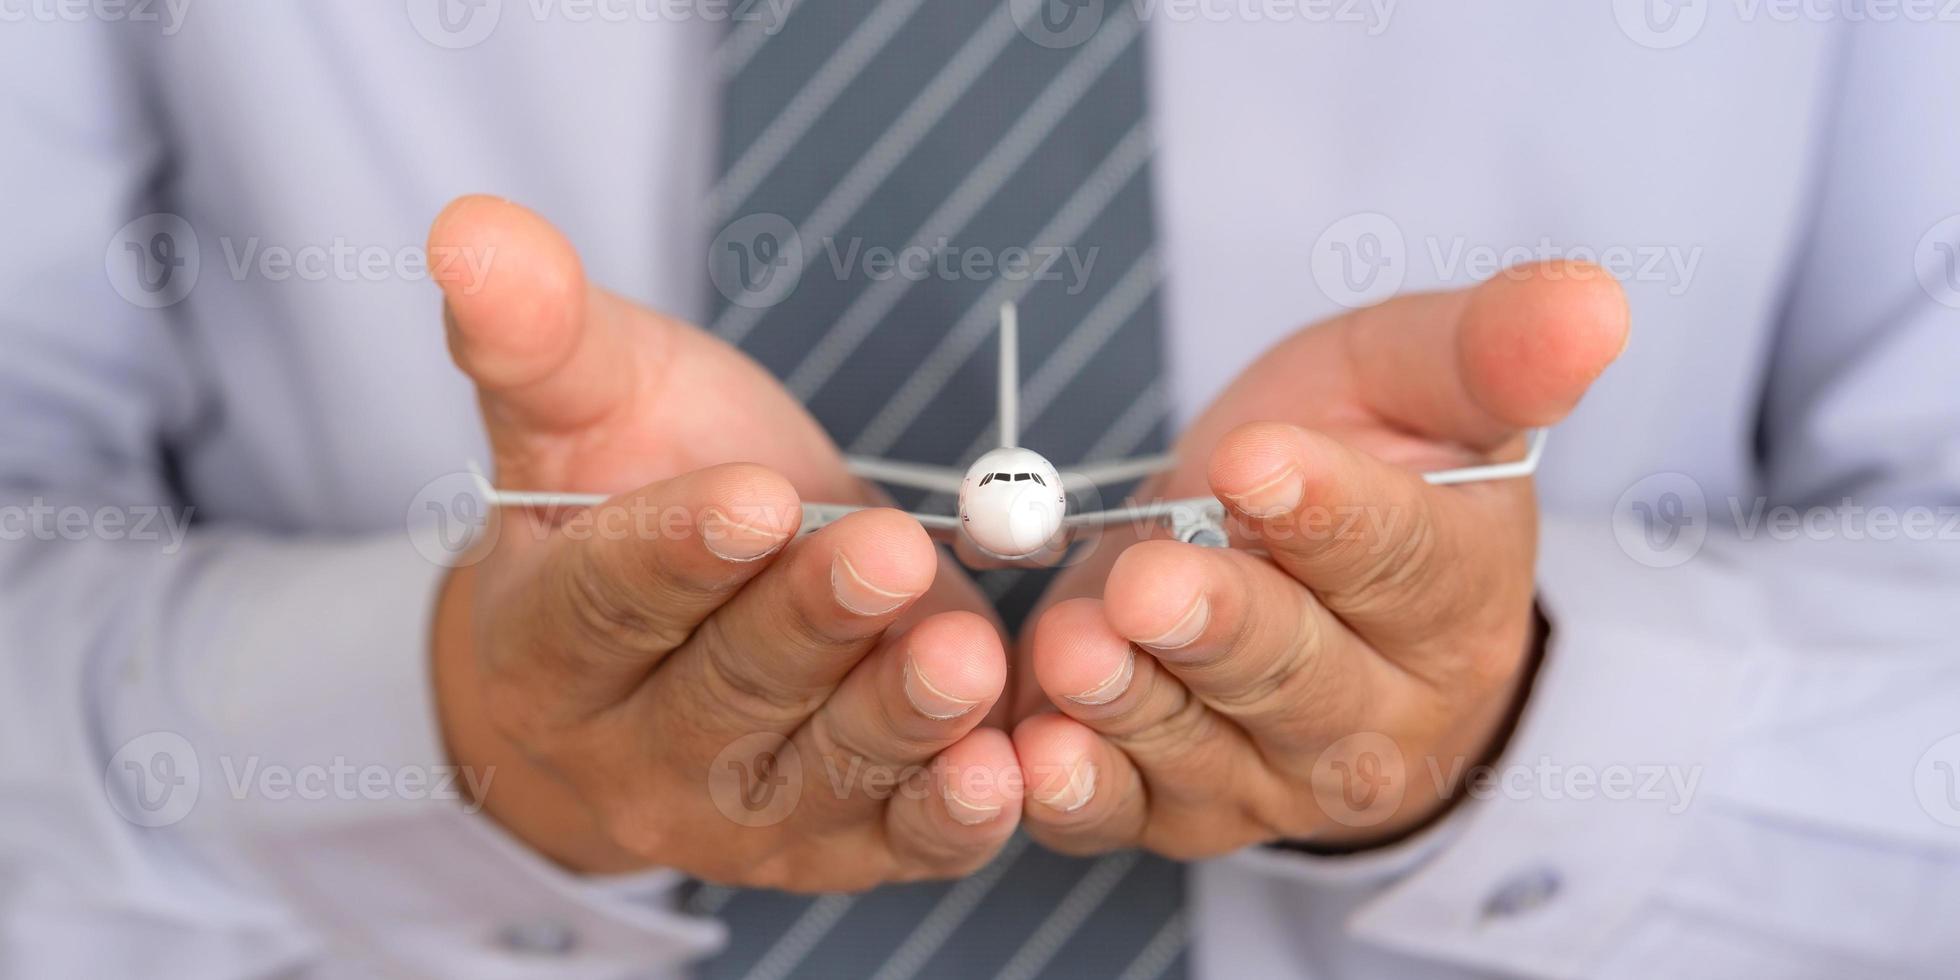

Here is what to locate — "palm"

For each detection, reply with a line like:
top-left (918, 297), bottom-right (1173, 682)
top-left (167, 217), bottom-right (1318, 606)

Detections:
top-left (1019, 270), bottom-right (1625, 713)
top-left (434, 195), bottom-right (994, 635)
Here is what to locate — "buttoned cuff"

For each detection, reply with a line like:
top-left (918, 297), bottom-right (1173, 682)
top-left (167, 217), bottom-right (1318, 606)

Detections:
top-left (108, 526), bottom-right (723, 979)
top-left (1326, 514), bottom-right (1758, 977)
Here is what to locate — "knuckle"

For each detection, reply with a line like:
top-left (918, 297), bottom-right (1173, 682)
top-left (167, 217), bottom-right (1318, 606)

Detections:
top-left (804, 718), bottom-right (892, 793)
top-left (1204, 633), bottom-right (1307, 717)
top-left (600, 802), bottom-right (677, 863)
top-left (896, 843), bottom-right (989, 882)
top-left (695, 620), bottom-right (826, 722)
top-left (559, 545), bottom-right (692, 657)
top-left (1027, 823), bottom-right (1120, 858)
top-left (1214, 604), bottom-right (1339, 724)
top-left (1112, 690), bottom-right (1215, 764)
top-left (892, 819), bottom-right (999, 879)
top-left (1331, 510), bottom-right (1439, 615)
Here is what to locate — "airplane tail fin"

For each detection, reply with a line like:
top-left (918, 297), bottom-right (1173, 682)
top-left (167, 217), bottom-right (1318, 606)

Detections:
top-left (998, 301), bottom-right (1019, 449)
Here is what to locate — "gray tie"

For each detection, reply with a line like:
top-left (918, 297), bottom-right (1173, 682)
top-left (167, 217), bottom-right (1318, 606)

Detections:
top-left (693, 2), bottom-right (1187, 977)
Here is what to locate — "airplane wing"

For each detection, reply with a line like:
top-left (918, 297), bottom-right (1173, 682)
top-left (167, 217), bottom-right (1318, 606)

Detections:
top-left (1421, 428), bottom-right (1548, 485)
top-left (798, 502), bottom-right (961, 541)
top-left (468, 462), bottom-right (960, 542)
top-left (1059, 429), bottom-right (1550, 546)
top-left (1058, 453), bottom-right (1176, 493)
top-left (844, 456), bottom-right (966, 495)
top-left (467, 462), bottom-right (610, 508)
top-left (1065, 496), bottom-right (1231, 547)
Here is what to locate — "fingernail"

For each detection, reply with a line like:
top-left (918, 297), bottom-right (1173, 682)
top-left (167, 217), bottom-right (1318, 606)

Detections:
top-left (701, 508), bottom-right (789, 562)
top-left (1037, 760), bottom-right (1096, 813)
top-left (1222, 466), bottom-right (1302, 517)
top-left (903, 658), bottom-right (981, 721)
top-left (1065, 650), bottom-right (1134, 706)
top-left (944, 788), bottom-right (1002, 826)
top-left (1137, 596), bottom-right (1209, 651)
top-left (831, 552), bottom-right (917, 616)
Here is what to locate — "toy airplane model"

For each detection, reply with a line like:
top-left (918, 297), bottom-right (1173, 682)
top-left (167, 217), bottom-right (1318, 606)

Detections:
top-left (472, 303), bottom-right (1546, 565)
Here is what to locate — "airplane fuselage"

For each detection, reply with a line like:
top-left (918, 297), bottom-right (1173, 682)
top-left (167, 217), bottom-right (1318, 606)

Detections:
top-left (956, 446), bottom-right (1067, 560)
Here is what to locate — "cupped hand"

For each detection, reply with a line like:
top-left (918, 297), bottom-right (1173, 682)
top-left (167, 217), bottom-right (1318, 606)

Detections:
top-left (426, 197), bottom-right (1017, 890)
top-left (1011, 263), bottom-right (1629, 856)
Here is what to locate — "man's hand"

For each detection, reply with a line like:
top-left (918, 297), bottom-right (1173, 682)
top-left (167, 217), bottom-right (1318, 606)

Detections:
top-left (1011, 262), bottom-right (1629, 856)
top-left (426, 197), bottom-right (1019, 890)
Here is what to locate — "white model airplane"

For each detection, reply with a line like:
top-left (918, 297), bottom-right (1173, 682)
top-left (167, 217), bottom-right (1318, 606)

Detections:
top-left (471, 303), bottom-right (1546, 565)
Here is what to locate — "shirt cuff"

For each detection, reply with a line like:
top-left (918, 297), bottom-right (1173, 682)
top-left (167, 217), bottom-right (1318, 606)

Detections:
top-left (109, 525), bottom-right (723, 979)
top-left (1323, 514), bottom-right (1758, 977)
top-left (1222, 806), bottom-right (1471, 888)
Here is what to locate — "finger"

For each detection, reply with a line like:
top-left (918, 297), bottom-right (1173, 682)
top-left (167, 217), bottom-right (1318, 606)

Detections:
top-left (1338, 260), bottom-right (1630, 450)
top-left (884, 727), bottom-right (1022, 877)
top-left (1028, 599), bottom-right (1261, 816)
top-left (795, 611), bottom-right (1006, 825)
top-left (1011, 713), bottom-right (1145, 856)
top-left (645, 508), bottom-right (939, 749)
top-left (430, 195), bottom-right (664, 485)
top-left (495, 463), bottom-right (799, 712)
top-left (1209, 423), bottom-right (1533, 658)
top-left (1097, 541), bottom-right (1391, 750)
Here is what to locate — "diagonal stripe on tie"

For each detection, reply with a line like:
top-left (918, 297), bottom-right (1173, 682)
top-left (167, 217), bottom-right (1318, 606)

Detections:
top-left (696, 3), bottom-right (1188, 978)
top-left (780, 16), bottom-right (1145, 404)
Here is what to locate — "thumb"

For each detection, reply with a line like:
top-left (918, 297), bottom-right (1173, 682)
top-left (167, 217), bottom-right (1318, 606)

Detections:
top-left (1341, 260), bottom-right (1631, 451)
top-left (429, 195), bottom-right (637, 486)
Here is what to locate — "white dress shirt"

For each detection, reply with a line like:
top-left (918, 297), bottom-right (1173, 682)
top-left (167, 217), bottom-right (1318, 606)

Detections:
top-left (2, 3), bottom-right (1958, 978)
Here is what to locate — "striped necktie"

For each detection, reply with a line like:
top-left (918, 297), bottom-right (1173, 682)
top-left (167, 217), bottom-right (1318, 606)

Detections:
top-left (693, 2), bottom-right (1187, 977)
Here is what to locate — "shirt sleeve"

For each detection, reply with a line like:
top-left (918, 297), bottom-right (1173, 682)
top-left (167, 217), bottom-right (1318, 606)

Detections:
top-left (0, 19), bottom-right (721, 980)
top-left (1222, 18), bottom-right (1960, 979)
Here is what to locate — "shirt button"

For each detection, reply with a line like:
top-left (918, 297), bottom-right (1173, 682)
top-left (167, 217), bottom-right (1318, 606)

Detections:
top-left (1481, 866), bottom-right (1562, 920)
top-left (496, 920), bottom-right (578, 956)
